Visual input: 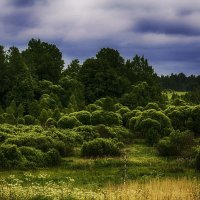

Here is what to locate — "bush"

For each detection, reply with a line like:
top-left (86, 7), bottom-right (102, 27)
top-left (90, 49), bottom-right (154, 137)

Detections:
top-left (70, 111), bottom-right (91, 125)
top-left (157, 130), bottom-right (194, 157)
top-left (45, 118), bottom-right (57, 127)
top-left (130, 109), bottom-right (172, 138)
top-left (0, 114), bottom-right (5, 124)
top-left (45, 148), bottom-right (61, 166)
top-left (91, 111), bottom-right (122, 126)
top-left (170, 130), bottom-right (194, 156)
top-left (195, 151), bottom-right (200, 171)
top-left (157, 137), bottom-right (173, 156)
top-left (5, 135), bottom-right (57, 152)
top-left (73, 125), bottom-right (99, 141)
top-left (0, 132), bottom-right (10, 142)
top-left (145, 128), bottom-right (160, 146)
top-left (24, 115), bottom-right (35, 125)
top-left (0, 144), bottom-right (22, 160)
top-left (17, 117), bottom-right (25, 125)
top-left (116, 107), bottom-right (130, 117)
top-left (81, 138), bottom-right (122, 158)
top-left (86, 104), bottom-right (102, 112)
top-left (144, 102), bottom-right (160, 110)
top-left (57, 116), bottom-right (81, 129)
top-left (19, 146), bottom-right (45, 167)
top-left (3, 113), bottom-right (16, 125)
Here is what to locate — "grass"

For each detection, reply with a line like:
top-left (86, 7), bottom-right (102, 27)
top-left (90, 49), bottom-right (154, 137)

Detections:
top-left (0, 142), bottom-right (199, 199)
top-left (0, 175), bottom-right (199, 199)
top-left (163, 91), bottom-right (187, 100)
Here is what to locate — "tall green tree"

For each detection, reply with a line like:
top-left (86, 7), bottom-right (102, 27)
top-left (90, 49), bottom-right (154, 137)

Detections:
top-left (125, 55), bottom-right (158, 85)
top-left (6, 47), bottom-right (34, 107)
top-left (0, 46), bottom-right (9, 106)
top-left (79, 58), bottom-right (129, 103)
top-left (22, 39), bottom-right (64, 83)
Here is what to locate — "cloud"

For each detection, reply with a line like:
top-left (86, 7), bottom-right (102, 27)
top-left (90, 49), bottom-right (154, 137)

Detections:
top-left (0, 0), bottom-right (200, 74)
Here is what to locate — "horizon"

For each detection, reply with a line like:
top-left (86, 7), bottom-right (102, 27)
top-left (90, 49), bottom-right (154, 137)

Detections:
top-left (0, 0), bottom-right (200, 75)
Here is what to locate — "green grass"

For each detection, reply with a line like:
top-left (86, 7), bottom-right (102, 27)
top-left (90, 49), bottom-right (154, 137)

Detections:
top-left (1, 142), bottom-right (198, 189)
top-left (163, 91), bottom-right (187, 100)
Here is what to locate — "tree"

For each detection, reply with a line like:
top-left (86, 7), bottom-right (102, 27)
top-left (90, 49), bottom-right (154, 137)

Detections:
top-left (39, 109), bottom-right (49, 125)
top-left (6, 47), bottom-right (34, 107)
top-left (79, 58), bottom-right (129, 103)
top-left (0, 46), bottom-right (9, 106)
top-left (120, 82), bottom-right (162, 109)
top-left (62, 59), bottom-right (81, 78)
top-left (96, 48), bottom-right (124, 72)
top-left (22, 39), bottom-right (64, 83)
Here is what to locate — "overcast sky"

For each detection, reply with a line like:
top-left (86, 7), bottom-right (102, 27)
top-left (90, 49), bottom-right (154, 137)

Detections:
top-left (1, 0), bottom-right (200, 75)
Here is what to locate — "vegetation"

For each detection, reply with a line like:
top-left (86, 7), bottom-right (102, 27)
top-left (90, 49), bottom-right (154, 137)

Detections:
top-left (0, 39), bottom-right (200, 199)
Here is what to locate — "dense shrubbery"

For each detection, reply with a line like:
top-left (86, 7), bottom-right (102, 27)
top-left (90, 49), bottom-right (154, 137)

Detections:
top-left (57, 116), bottom-right (81, 129)
top-left (157, 130), bottom-right (194, 157)
top-left (129, 109), bottom-right (172, 145)
top-left (81, 138), bottom-right (123, 158)
top-left (91, 111), bottom-right (122, 126)
top-left (70, 111), bottom-right (91, 125)
top-left (195, 150), bottom-right (200, 171)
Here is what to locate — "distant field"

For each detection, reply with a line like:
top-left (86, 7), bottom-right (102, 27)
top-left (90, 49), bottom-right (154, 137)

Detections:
top-left (0, 143), bottom-right (199, 199)
top-left (163, 91), bottom-right (187, 100)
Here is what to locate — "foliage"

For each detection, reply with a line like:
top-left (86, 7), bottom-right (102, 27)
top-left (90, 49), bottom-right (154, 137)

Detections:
top-left (81, 138), bottom-right (122, 157)
top-left (91, 111), bottom-right (122, 126)
top-left (157, 130), bottom-right (194, 157)
top-left (57, 116), bottom-right (81, 129)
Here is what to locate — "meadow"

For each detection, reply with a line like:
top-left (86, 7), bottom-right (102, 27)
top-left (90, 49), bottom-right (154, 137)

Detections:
top-left (0, 142), bottom-right (199, 200)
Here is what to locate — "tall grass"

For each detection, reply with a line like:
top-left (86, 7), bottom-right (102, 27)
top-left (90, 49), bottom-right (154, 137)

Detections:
top-left (0, 174), bottom-right (199, 200)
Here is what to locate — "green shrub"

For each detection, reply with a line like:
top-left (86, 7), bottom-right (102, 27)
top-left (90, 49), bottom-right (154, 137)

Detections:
top-left (39, 109), bottom-right (49, 125)
top-left (157, 137), bottom-right (173, 156)
top-left (91, 111), bottom-right (122, 126)
top-left (86, 104), bottom-right (102, 112)
top-left (116, 107), bottom-right (130, 117)
top-left (24, 115), bottom-right (35, 125)
top-left (0, 144), bottom-right (22, 160)
top-left (3, 113), bottom-right (16, 125)
top-left (130, 109), bottom-right (172, 138)
top-left (144, 102), bottom-right (160, 110)
top-left (145, 128), bottom-right (160, 146)
top-left (57, 116), bottom-right (81, 129)
top-left (0, 132), bottom-right (10, 142)
top-left (195, 151), bottom-right (200, 171)
top-left (5, 135), bottom-right (57, 152)
top-left (70, 111), bottom-right (91, 125)
top-left (170, 130), bottom-right (194, 156)
top-left (81, 138), bottom-right (122, 158)
top-left (157, 130), bottom-right (194, 157)
top-left (17, 117), bottom-right (25, 125)
top-left (19, 146), bottom-right (45, 167)
top-left (95, 124), bottom-right (116, 139)
top-left (46, 118), bottom-right (57, 127)
top-left (0, 114), bottom-right (5, 124)
top-left (45, 148), bottom-right (61, 166)
top-left (73, 125), bottom-right (99, 141)
top-left (0, 151), bottom-right (7, 168)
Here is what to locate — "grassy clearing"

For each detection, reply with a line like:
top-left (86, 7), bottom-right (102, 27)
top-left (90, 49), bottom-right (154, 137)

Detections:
top-left (163, 91), bottom-right (187, 100)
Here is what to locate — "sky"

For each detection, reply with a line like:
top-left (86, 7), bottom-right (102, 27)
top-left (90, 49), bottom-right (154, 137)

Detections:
top-left (0, 0), bottom-right (200, 75)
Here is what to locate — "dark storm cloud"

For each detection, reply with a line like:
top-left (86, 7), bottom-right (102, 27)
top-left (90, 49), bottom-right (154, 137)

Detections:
top-left (135, 18), bottom-right (200, 36)
top-left (10, 0), bottom-right (43, 7)
top-left (0, 0), bottom-right (200, 75)
top-left (2, 12), bottom-right (36, 32)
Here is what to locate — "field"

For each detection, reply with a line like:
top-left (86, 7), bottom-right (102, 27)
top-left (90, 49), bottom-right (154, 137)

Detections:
top-left (163, 91), bottom-right (187, 100)
top-left (1, 143), bottom-right (199, 200)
